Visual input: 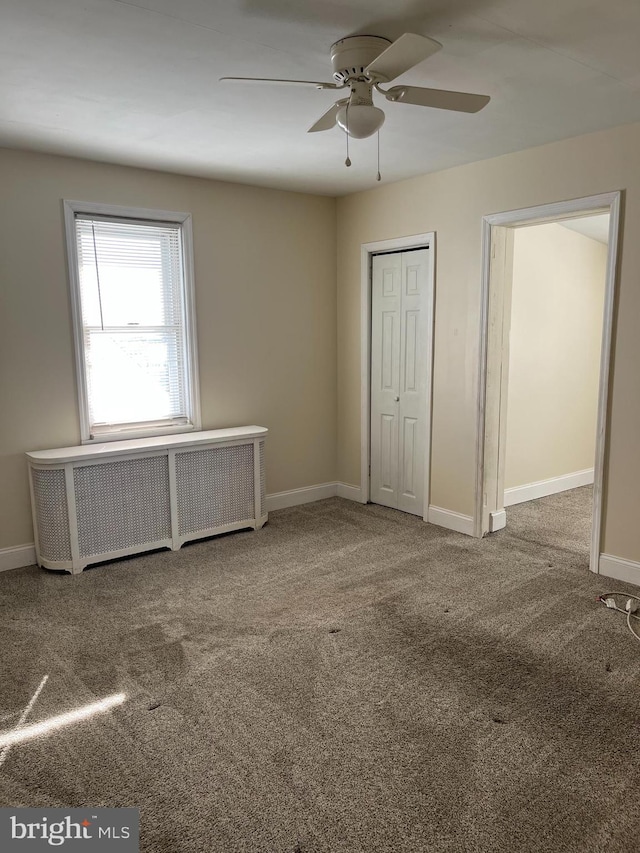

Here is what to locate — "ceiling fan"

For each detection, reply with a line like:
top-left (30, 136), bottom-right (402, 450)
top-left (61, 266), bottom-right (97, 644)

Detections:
top-left (220, 33), bottom-right (490, 140)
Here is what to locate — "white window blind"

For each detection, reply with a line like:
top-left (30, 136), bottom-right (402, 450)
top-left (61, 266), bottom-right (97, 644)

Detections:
top-left (74, 214), bottom-right (194, 438)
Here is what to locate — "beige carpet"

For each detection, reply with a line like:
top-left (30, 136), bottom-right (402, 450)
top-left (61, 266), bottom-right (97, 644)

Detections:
top-left (1, 486), bottom-right (639, 852)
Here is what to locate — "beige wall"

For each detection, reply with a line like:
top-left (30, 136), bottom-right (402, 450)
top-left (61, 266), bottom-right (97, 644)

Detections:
top-left (0, 148), bottom-right (337, 550)
top-left (504, 223), bottom-right (607, 490)
top-left (336, 121), bottom-right (640, 563)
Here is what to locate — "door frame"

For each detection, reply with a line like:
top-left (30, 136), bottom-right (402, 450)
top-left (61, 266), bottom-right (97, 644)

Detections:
top-left (474, 191), bottom-right (622, 573)
top-left (360, 232), bottom-right (435, 519)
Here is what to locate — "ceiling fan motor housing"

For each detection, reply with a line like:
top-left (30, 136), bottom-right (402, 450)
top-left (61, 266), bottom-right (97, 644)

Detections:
top-left (330, 35), bottom-right (392, 83)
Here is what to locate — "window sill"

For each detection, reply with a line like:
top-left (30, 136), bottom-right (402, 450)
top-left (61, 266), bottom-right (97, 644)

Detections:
top-left (81, 423), bottom-right (197, 445)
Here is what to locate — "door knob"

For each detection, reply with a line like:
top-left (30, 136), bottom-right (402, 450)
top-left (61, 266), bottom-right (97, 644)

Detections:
top-left (394, 396), bottom-right (400, 402)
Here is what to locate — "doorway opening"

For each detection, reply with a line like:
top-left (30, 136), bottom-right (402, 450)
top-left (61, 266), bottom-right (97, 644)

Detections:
top-left (475, 193), bottom-right (621, 573)
top-left (359, 233), bottom-right (435, 519)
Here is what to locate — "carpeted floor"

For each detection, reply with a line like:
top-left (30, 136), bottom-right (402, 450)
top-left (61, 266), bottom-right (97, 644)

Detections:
top-left (1, 486), bottom-right (639, 852)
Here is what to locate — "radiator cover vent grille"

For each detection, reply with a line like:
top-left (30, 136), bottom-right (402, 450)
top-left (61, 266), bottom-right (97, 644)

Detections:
top-left (27, 427), bottom-right (267, 572)
top-left (176, 444), bottom-right (254, 534)
top-left (74, 456), bottom-right (171, 557)
top-left (259, 439), bottom-right (266, 517)
top-left (31, 468), bottom-right (72, 561)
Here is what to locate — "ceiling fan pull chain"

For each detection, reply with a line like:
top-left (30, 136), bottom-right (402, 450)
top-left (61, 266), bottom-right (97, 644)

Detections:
top-left (345, 104), bottom-right (351, 166)
top-left (376, 130), bottom-right (381, 181)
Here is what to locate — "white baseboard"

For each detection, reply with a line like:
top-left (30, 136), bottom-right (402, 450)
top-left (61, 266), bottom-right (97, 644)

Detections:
top-left (266, 481), bottom-right (367, 511)
top-left (504, 468), bottom-right (594, 507)
top-left (598, 554), bottom-right (640, 587)
top-left (0, 544), bottom-right (36, 572)
top-left (1, 484), bottom-right (357, 571)
top-left (489, 509), bottom-right (506, 532)
top-left (337, 483), bottom-right (364, 502)
top-left (266, 482), bottom-right (338, 512)
top-left (427, 505), bottom-right (475, 536)
top-left (0, 491), bottom-right (477, 571)
top-left (269, 486), bottom-right (475, 536)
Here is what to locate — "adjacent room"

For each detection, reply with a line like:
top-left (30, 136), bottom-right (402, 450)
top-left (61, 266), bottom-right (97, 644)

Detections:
top-left (2, 2), bottom-right (640, 852)
top-left (482, 213), bottom-right (610, 563)
top-left (505, 217), bottom-right (608, 550)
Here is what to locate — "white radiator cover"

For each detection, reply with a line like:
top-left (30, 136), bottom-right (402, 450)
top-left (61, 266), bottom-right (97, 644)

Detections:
top-left (27, 427), bottom-right (268, 573)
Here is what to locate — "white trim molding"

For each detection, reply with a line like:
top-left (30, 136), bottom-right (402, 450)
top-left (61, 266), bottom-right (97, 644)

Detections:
top-left (265, 483), bottom-right (338, 512)
top-left (267, 482), bottom-right (366, 511)
top-left (3, 483), bottom-right (362, 573)
top-left (599, 554), bottom-right (640, 588)
top-left (475, 190), bottom-right (622, 578)
top-left (427, 506), bottom-right (475, 536)
top-left (62, 199), bottom-right (201, 444)
top-left (360, 232), bottom-right (435, 512)
top-left (489, 510), bottom-right (506, 532)
top-left (0, 544), bottom-right (36, 572)
top-left (504, 468), bottom-right (594, 507)
top-left (337, 483), bottom-right (364, 502)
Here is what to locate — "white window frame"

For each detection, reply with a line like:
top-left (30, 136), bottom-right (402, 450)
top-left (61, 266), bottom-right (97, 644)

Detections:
top-left (63, 200), bottom-right (201, 444)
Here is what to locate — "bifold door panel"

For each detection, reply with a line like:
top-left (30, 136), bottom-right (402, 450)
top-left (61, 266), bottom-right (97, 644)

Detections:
top-left (370, 249), bottom-right (429, 516)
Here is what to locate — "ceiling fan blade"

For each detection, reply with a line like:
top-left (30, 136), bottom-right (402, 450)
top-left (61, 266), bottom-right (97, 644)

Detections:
top-left (307, 102), bottom-right (345, 133)
top-left (365, 33), bottom-right (442, 82)
top-left (384, 85), bottom-right (490, 113)
top-left (220, 76), bottom-right (341, 90)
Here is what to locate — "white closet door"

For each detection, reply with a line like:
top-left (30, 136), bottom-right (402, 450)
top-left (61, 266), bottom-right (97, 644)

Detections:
top-left (370, 249), bottom-right (429, 516)
top-left (371, 253), bottom-right (402, 509)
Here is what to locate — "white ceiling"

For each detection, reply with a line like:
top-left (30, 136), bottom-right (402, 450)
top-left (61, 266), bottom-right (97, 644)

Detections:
top-left (3, 0), bottom-right (640, 195)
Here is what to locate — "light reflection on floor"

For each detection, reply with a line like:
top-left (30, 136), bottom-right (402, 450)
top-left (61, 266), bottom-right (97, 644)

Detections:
top-left (0, 676), bottom-right (125, 767)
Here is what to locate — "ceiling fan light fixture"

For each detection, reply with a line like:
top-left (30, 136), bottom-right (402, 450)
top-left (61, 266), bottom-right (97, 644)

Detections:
top-left (336, 104), bottom-right (385, 139)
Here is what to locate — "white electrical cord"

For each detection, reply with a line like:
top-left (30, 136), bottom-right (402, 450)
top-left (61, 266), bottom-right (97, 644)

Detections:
top-left (597, 592), bottom-right (640, 643)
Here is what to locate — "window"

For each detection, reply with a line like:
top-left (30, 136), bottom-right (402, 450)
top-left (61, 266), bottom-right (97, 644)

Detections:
top-left (64, 201), bottom-right (200, 442)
